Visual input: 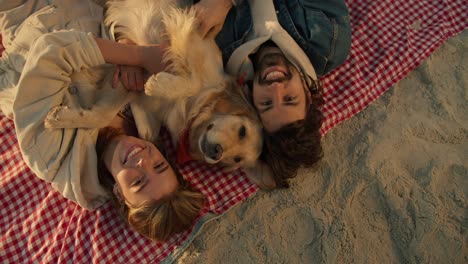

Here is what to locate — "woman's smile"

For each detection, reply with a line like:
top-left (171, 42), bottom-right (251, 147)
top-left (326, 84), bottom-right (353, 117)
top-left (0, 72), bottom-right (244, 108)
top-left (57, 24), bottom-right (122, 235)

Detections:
top-left (123, 144), bottom-right (145, 164)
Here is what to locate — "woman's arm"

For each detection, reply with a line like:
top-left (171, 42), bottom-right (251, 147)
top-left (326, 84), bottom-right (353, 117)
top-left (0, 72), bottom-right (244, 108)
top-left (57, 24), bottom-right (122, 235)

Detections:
top-left (12, 30), bottom-right (113, 209)
top-left (94, 37), bottom-right (169, 91)
top-left (112, 38), bottom-right (144, 91)
top-left (94, 37), bottom-right (167, 74)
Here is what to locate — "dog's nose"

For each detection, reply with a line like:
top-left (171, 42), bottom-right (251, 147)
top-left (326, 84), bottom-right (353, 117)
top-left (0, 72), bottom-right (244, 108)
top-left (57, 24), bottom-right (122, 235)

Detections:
top-left (206, 143), bottom-right (223, 161)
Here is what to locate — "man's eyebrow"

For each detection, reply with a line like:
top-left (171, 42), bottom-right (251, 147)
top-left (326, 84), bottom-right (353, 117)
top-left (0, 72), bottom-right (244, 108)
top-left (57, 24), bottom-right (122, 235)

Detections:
top-left (260, 102), bottom-right (300, 113)
top-left (259, 106), bottom-right (272, 113)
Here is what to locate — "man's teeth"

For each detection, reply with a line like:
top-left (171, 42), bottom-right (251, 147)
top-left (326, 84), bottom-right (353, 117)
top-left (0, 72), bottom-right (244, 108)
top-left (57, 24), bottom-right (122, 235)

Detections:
top-left (127, 147), bottom-right (143, 160)
top-left (265, 71), bottom-right (285, 80)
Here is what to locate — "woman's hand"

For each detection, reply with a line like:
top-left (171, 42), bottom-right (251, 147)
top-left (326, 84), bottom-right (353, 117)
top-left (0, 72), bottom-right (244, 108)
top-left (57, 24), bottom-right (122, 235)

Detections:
top-left (112, 64), bottom-right (147, 92)
top-left (110, 39), bottom-right (169, 91)
top-left (193, 0), bottom-right (233, 39)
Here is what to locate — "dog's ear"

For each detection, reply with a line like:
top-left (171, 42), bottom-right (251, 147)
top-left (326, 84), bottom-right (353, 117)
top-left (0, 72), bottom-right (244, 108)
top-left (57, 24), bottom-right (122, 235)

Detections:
top-left (222, 164), bottom-right (240, 174)
top-left (241, 84), bottom-right (253, 105)
top-left (243, 161), bottom-right (277, 190)
top-left (226, 78), bottom-right (253, 107)
top-left (187, 88), bottom-right (225, 128)
top-left (211, 79), bottom-right (254, 116)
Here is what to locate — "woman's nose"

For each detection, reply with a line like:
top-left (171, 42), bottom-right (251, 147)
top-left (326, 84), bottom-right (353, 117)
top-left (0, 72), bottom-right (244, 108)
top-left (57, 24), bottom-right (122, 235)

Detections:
top-left (135, 157), bottom-right (147, 168)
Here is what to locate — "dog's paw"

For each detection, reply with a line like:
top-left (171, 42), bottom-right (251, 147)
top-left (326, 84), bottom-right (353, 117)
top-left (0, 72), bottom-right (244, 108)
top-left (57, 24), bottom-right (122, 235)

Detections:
top-left (144, 73), bottom-right (174, 96)
top-left (145, 72), bottom-right (194, 99)
top-left (144, 75), bottom-right (158, 96)
top-left (222, 165), bottom-right (240, 174)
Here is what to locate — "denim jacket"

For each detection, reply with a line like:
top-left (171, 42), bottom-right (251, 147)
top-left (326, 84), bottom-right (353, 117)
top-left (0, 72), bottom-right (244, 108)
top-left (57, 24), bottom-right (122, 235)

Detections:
top-left (216, 0), bottom-right (351, 77)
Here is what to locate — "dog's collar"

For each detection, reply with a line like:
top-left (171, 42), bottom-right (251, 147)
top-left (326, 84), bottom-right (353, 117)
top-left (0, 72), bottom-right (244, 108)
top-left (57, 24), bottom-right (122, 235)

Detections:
top-left (237, 71), bottom-right (247, 86)
top-left (176, 127), bottom-right (194, 165)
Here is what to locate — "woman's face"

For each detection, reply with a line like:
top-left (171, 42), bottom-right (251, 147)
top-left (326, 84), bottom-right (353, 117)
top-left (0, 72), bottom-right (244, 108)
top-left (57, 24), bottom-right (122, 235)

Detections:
top-left (102, 135), bottom-right (179, 206)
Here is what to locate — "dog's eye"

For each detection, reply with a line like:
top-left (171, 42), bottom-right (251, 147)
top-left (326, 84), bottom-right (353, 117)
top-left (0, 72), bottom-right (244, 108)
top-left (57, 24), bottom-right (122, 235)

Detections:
top-left (234, 156), bottom-right (242, 163)
top-left (239, 126), bottom-right (246, 139)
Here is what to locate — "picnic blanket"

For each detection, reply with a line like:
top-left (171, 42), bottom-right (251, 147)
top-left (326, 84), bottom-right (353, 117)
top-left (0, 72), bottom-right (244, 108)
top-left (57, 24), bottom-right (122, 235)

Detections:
top-left (1, 0), bottom-right (466, 263)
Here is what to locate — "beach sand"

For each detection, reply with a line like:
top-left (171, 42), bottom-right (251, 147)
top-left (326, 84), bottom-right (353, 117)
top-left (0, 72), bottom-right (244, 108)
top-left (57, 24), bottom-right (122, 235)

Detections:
top-left (177, 31), bottom-right (467, 263)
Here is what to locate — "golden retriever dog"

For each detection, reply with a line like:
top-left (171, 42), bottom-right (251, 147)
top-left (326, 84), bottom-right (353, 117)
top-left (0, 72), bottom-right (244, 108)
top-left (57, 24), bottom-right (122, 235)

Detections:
top-left (44, 0), bottom-right (274, 180)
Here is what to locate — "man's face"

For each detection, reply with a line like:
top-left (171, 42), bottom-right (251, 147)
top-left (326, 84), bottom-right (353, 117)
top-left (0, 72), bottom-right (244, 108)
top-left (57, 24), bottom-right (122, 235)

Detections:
top-left (251, 45), bottom-right (309, 132)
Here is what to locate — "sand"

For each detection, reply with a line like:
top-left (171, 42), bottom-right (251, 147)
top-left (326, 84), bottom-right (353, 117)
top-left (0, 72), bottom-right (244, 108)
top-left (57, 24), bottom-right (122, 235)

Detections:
top-left (176, 31), bottom-right (467, 263)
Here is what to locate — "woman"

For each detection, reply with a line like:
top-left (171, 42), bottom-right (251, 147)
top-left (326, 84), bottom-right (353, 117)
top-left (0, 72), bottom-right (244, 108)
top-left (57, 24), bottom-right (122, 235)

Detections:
top-left (96, 111), bottom-right (205, 242)
top-left (0, 0), bottom-right (205, 241)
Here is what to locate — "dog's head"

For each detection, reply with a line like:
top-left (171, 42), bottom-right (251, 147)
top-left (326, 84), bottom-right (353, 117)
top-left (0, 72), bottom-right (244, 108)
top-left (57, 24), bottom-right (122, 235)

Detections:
top-left (187, 78), bottom-right (263, 171)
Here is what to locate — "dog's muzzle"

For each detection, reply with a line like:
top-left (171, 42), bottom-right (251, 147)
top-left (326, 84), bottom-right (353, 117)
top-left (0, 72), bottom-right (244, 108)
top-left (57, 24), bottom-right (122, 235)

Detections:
top-left (201, 135), bottom-right (223, 162)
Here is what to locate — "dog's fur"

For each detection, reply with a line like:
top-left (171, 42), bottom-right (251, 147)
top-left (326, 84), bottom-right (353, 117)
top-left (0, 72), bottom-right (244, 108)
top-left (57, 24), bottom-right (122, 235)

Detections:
top-left (44, 0), bottom-right (264, 171)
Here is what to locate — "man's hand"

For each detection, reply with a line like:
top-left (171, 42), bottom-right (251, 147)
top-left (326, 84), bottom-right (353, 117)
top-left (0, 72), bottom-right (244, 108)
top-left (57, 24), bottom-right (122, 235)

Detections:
top-left (193, 0), bottom-right (233, 39)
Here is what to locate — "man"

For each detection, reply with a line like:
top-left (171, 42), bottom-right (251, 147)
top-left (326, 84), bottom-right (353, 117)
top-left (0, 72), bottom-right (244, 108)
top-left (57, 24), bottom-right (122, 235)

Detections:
top-left (195, 0), bottom-right (351, 187)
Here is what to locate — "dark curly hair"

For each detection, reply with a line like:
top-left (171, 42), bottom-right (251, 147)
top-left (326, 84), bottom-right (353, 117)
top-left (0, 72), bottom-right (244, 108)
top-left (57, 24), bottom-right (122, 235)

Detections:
top-left (260, 75), bottom-right (324, 187)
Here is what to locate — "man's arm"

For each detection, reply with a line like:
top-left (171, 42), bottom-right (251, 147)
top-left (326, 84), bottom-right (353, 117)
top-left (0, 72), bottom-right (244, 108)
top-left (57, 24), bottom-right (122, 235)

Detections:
top-left (193, 0), bottom-right (235, 39)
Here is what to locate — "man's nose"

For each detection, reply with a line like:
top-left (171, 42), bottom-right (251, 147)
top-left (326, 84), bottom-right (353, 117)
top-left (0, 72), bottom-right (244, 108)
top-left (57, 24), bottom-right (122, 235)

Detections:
top-left (269, 82), bottom-right (284, 100)
top-left (269, 81), bottom-right (284, 89)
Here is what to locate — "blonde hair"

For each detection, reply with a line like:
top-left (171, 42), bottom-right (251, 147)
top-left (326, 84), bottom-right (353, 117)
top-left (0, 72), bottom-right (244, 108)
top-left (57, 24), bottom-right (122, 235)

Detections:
top-left (124, 189), bottom-right (205, 241)
top-left (96, 127), bottom-right (206, 241)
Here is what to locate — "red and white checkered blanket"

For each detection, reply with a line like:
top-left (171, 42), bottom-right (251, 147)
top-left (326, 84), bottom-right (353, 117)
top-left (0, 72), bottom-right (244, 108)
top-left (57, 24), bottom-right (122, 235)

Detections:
top-left (1, 0), bottom-right (466, 263)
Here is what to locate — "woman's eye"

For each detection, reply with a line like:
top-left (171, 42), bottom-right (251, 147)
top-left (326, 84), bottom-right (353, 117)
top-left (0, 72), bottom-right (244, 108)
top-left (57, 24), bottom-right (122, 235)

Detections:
top-left (285, 96), bottom-right (295, 102)
top-left (132, 179), bottom-right (142, 187)
top-left (261, 100), bottom-right (272, 106)
top-left (154, 162), bottom-right (163, 169)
